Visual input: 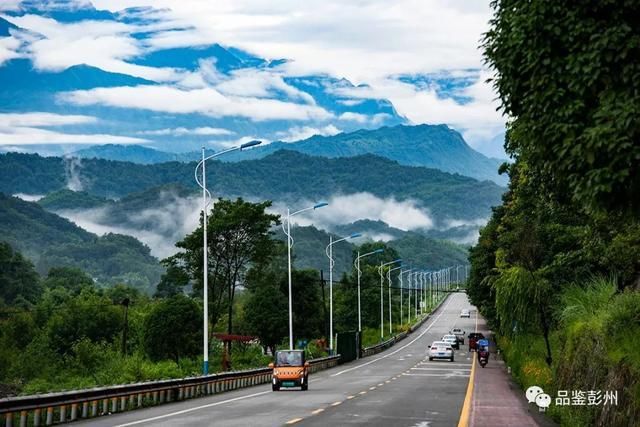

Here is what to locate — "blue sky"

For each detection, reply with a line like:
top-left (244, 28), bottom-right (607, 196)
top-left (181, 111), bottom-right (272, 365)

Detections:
top-left (0, 0), bottom-right (507, 158)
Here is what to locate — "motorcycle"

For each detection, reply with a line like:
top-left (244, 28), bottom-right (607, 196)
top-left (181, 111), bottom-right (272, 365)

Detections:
top-left (477, 339), bottom-right (490, 368)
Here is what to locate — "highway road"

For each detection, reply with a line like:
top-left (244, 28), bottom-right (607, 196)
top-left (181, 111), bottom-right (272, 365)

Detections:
top-left (78, 292), bottom-right (477, 427)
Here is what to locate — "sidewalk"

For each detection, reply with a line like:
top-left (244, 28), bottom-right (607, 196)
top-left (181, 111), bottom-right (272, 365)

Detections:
top-left (468, 317), bottom-right (544, 427)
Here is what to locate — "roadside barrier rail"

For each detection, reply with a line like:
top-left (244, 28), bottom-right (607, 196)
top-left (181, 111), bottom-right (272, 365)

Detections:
top-left (0, 355), bottom-right (340, 426)
top-left (361, 294), bottom-right (449, 357)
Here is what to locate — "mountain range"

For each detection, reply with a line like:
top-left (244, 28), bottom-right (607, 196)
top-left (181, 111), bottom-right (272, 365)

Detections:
top-left (0, 150), bottom-right (503, 227)
top-left (72, 124), bottom-right (507, 185)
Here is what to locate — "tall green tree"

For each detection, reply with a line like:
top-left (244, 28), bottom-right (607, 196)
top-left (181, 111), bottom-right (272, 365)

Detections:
top-left (483, 0), bottom-right (640, 214)
top-left (0, 241), bottom-right (41, 307)
top-left (165, 198), bottom-right (280, 336)
top-left (143, 294), bottom-right (201, 363)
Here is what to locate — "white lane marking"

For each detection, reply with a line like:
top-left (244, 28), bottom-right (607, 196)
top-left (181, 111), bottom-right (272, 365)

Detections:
top-left (311, 409), bottom-right (324, 415)
top-left (286, 418), bottom-right (304, 424)
top-left (113, 391), bottom-right (271, 427)
top-left (332, 296), bottom-right (454, 376)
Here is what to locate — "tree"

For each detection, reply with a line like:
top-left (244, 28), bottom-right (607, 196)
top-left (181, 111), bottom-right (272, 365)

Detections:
top-left (143, 294), bottom-right (201, 363)
top-left (244, 280), bottom-right (288, 354)
top-left (483, 0), bottom-right (640, 214)
top-left (154, 265), bottom-right (189, 298)
top-left (43, 266), bottom-right (94, 295)
top-left (165, 198), bottom-right (280, 338)
top-left (0, 241), bottom-right (41, 306)
top-left (45, 290), bottom-right (121, 355)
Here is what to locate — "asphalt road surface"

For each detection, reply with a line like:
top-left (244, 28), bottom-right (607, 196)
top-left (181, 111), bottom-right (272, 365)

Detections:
top-left (77, 292), bottom-right (477, 427)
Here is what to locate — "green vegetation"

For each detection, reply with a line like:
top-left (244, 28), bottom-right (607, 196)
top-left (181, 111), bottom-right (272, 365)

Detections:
top-left (38, 189), bottom-right (111, 210)
top-left (0, 193), bottom-right (163, 292)
top-left (0, 150), bottom-right (503, 223)
top-left (466, 2), bottom-right (640, 425)
top-left (1, 197), bottom-right (452, 396)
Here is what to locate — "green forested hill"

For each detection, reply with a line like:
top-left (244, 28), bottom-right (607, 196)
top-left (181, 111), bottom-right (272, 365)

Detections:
top-left (0, 193), bottom-right (163, 291)
top-left (0, 150), bottom-right (503, 223)
top-left (275, 225), bottom-right (468, 277)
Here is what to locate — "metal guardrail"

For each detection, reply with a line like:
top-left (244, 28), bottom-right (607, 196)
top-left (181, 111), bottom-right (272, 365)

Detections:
top-left (0, 355), bottom-right (340, 426)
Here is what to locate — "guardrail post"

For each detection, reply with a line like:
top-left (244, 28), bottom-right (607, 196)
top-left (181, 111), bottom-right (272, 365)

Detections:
top-left (70, 403), bottom-right (78, 421)
top-left (137, 394), bottom-right (143, 407)
top-left (102, 399), bottom-right (108, 415)
top-left (19, 411), bottom-right (26, 427)
top-left (91, 401), bottom-right (98, 417)
top-left (152, 391), bottom-right (158, 404)
top-left (81, 402), bottom-right (88, 418)
top-left (120, 396), bottom-right (126, 411)
top-left (5, 412), bottom-right (13, 427)
top-left (178, 387), bottom-right (183, 400)
top-left (129, 394), bottom-right (135, 408)
top-left (45, 408), bottom-right (52, 426)
top-left (33, 408), bottom-right (41, 426)
top-left (111, 398), bottom-right (117, 413)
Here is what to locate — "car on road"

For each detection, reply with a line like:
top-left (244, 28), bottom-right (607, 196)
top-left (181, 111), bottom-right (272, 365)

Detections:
top-left (429, 341), bottom-right (455, 362)
top-left (442, 334), bottom-right (460, 350)
top-left (460, 309), bottom-right (470, 318)
top-left (269, 350), bottom-right (310, 391)
top-left (468, 332), bottom-right (485, 352)
top-left (451, 328), bottom-right (465, 344)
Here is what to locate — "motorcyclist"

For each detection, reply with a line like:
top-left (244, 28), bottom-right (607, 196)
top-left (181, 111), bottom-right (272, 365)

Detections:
top-left (477, 339), bottom-right (490, 364)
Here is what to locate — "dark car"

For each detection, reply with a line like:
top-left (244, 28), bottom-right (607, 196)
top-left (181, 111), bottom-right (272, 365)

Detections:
top-left (468, 332), bottom-right (485, 351)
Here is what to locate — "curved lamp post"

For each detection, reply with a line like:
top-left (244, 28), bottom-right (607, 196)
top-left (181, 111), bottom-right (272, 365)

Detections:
top-left (354, 248), bottom-right (384, 332)
top-left (387, 265), bottom-right (403, 335)
top-left (379, 259), bottom-right (402, 340)
top-left (282, 202), bottom-right (328, 350)
top-left (325, 232), bottom-right (361, 353)
top-left (194, 140), bottom-right (262, 375)
top-left (399, 268), bottom-right (413, 324)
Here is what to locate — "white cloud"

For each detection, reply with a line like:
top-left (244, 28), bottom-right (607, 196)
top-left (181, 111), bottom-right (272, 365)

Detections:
top-left (138, 126), bottom-right (234, 136)
top-left (275, 124), bottom-right (340, 142)
top-left (12, 193), bottom-right (44, 201)
top-left (443, 217), bottom-right (488, 229)
top-left (3, 13), bottom-right (182, 81)
top-left (331, 71), bottom-right (505, 155)
top-left (0, 0), bottom-right (21, 12)
top-left (56, 191), bottom-right (202, 258)
top-left (0, 112), bottom-right (148, 145)
top-left (272, 192), bottom-right (434, 232)
top-left (338, 112), bottom-right (368, 124)
top-left (0, 112), bottom-right (97, 127)
top-left (60, 85), bottom-right (334, 121)
top-left (0, 36), bottom-right (21, 65)
top-left (0, 127), bottom-right (148, 145)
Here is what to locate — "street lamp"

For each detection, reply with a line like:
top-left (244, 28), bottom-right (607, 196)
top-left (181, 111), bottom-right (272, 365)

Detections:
top-left (283, 202), bottom-right (329, 350)
top-left (354, 248), bottom-right (384, 332)
top-left (387, 265), bottom-right (402, 335)
top-left (379, 259), bottom-right (402, 339)
top-left (399, 268), bottom-right (413, 324)
top-left (194, 140), bottom-right (262, 375)
top-left (325, 232), bottom-right (361, 354)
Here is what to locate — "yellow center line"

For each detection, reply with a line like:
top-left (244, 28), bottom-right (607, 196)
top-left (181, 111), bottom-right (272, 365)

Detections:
top-left (311, 409), bottom-right (324, 415)
top-left (286, 418), bottom-right (303, 425)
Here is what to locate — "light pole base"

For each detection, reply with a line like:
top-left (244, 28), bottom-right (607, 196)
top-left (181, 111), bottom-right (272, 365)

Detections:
top-left (203, 360), bottom-right (209, 376)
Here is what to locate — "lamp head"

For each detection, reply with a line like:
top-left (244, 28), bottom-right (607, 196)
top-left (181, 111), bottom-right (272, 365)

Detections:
top-left (240, 140), bottom-right (262, 150)
top-left (349, 233), bottom-right (362, 239)
top-left (313, 202), bottom-right (328, 209)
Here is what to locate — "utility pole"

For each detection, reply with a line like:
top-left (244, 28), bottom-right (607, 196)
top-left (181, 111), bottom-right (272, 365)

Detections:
top-left (320, 270), bottom-right (328, 350)
top-left (121, 297), bottom-right (130, 356)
